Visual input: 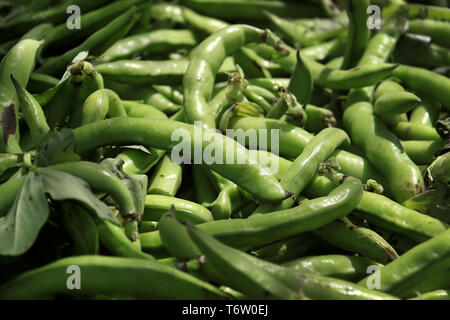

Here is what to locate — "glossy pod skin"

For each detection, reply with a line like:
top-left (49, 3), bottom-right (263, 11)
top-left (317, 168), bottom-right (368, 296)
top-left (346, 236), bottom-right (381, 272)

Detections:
top-left (427, 152), bottom-right (450, 184)
top-left (343, 100), bottom-right (424, 203)
top-left (44, 60), bottom-right (105, 129)
top-left (182, 6), bottom-right (229, 35)
top-left (143, 194), bottom-right (214, 224)
top-left (0, 0), bottom-right (110, 42)
top-left (187, 224), bottom-right (298, 300)
top-left (373, 79), bottom-right (421, 126)
top-left (274, 45), bottom-right (398, 90)
top-left (409, 97), bottom-right (440, 127)
top-left (141, 176), bottom-right (363, 251)
top-left (37, 7), bottom-right (140, 76)
top-left (410, 290), bottom-right (450, 301)
top-left (97, 29), bottom-right (197, 63)
top-left (11, 76), bottom-right (49, 147)
top-left (76, 88), bottom-right (127, 127)
top-left (391, 122), bottom-right (442, 141)
top-left (147, 155), bottom-right (182, 197)
top-left (251, 233), bottom-right (315, 263)
top-left (96, 60), bottom-right (190, 85)
top-left (400, 140), bottom-right (445, 165)
top-left (228, 116), bottom-right (385, 185)
top-left (263, 10), bottom-right (346, 48)
top-left (0, 256), bottom-right (227, 300)
top-left (313, 217), bottom-right (399, 264)
top-left (254, 127), bottom-right (350, 214)
top-left (283, 255), bottom-right (383, 282)
top-left (180, 0), bottom-right (330, 22)
top-left (408, 19), bottom-right (450, 49)
top-left (341, 0), bottom-right (370, 69)
top-left (183, 24), bottom-right (288, 130)
top-left (72, 117), bottom-right (288, 203)
top-left (358, 228), bottom-right (450, 298)
top-left (104, 82), bottom-right (183, 115)
top-left (96, 219), bottom-right (153, 260)
top-left (42, 0), bottom-right (146, 54)
top-left (179, 217), bottom-right (397, 300)
top-left (0, 39), bottom-right (42, 153)
top-left (59, 202), bottom-right (99, 256)
top-left (305, 170), bottom-right (449, 244)
top-left (391, 64), bottom-right (450, 111)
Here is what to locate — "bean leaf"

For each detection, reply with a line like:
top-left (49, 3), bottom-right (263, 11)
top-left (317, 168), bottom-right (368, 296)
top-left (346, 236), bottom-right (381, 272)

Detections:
top-left (37, 167), bottom-right (119, 224)
top-left (100, 157), bottom-right (148, 215)
top-left (0, 168), bottom-right (119, 256)
top-left (0, 172), bottom-right (48, 256)
top-left (35, 128), bottom-right (80, 166)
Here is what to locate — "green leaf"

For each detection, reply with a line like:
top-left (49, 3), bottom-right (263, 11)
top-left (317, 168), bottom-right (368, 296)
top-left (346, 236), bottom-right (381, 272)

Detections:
top-left (33, 77), bottom-right (69, 107)
top-left (100, 157), bottom-right (148, 215)
top-left (37, 167), bottom-right (119, 224)
top-left (35, 128), bottom-right (80, 166)
top-left (0, 172), bottom-right (49, 256)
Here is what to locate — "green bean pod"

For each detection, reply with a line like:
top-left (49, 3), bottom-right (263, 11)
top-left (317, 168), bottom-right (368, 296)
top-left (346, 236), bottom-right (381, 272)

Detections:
top-left (358, 228), bottom-right (450, 298)
top-left (96, 219), bottom-right (153, 260)
top-left (148, 155), bottom-right (182, 197)
top-left (344, 101), bottom-right (424, 203)
top-left (0, 255), bottom-right (227, 299)
top-left (37, 7), bottom-right (140, 76)
top-left (408, 19), bottom-right (450, 49)
top-left (401, 140), bottom-right (445, 165)
top-left (141, 176), bottom-right (363, 252)
top-left (26, 73), bottom-right (59, 94)
top-left (59, 202), bottom-right (99, 255)
top-left (143, 195), bottom-right (213, 224)
top-left (73, 117), bottom-right (289, 203)
top-left (341, 0), bottom-right (370, 69)
top-left (104, 82), bottom-right (183, 115)
top-left (11, 75), bottom-right (49, 147)
top-left (303, 104), bottom-right (336, 133)
top-left (354, 192), bottom-right (448, 243)
top-left (313, 217), bottom-right (399, 264)
top-left (0, 39), bottom-right (42, 153)
top-left (182, 6), bottom-right (228, 35)
top-left (391, 122), bottom-right (442, 141)
top-left (187, 221), bottom-right (397, 300)
top-left (48, 161), bottom-right (139, 244)
top-left (43, 0), bottom-right (146, 54)
top-left (152, 85), bottom-right (184, 105)
top-left (410, 97), bottom-right (440, 127)
top-left (410, 290), bottom-right (450, 301)
top-left (45, 61), bottom-right (104, 128)
top-left (187, 224), bottom-right (298, 300)
top-left (192, 164), bottom-right (217, 207)
top-left (181, 0), bottom-right (329, 22)
top-left (391, 64), bottom-right (450, 111)
top-left (254, 127), bottom-right (350, 214)
top-left (263, 10), bottom-right (346, 48)
top-left (0, 0), bottom-right (110, 41)
top-left (251, 233), bottom-right (315, 263)
top-left (283, 255), bottom-right (382, 282)
top-left (427, 152), bottom-right (450, 184)
top-left (373, 82), bottom-right (421, 120)
top-left (183, 24), bottom-right (288, 130)
top-left (96, 60), bottom-right (190, 85)
top-left (228, 116), bottom-right (385, 184)
top-left (74, 89), bottom-right (127, 127)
